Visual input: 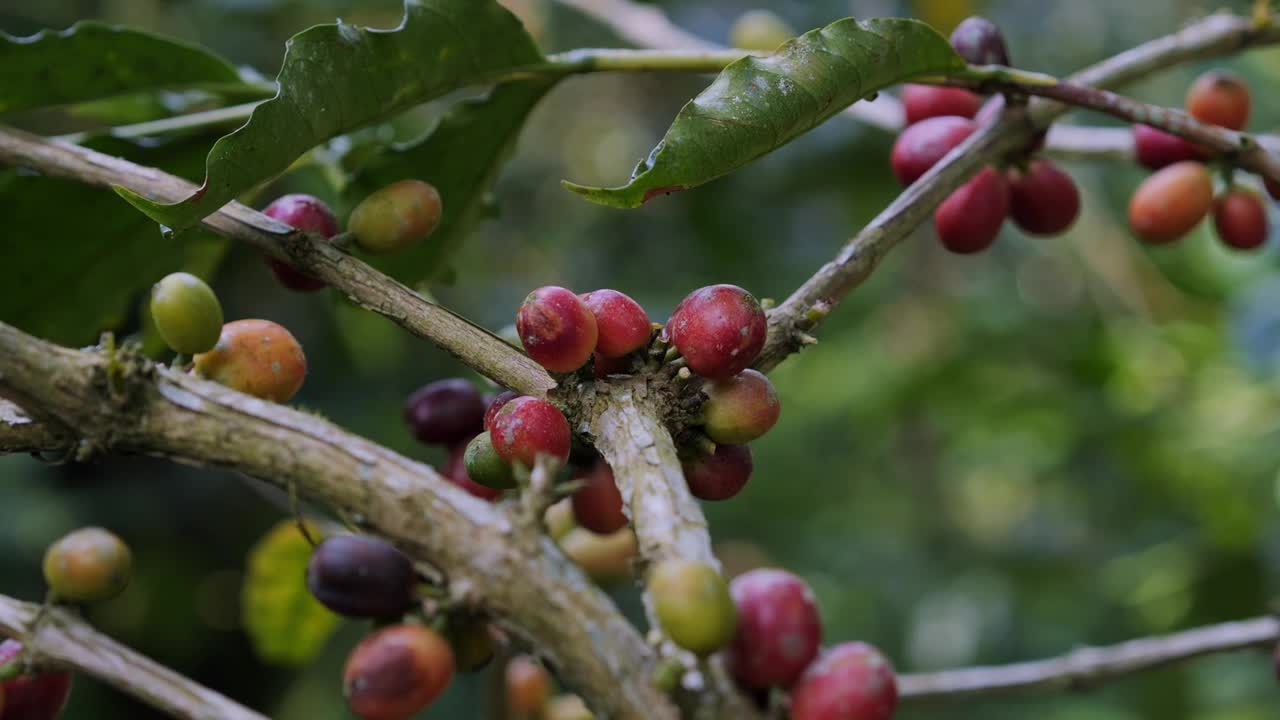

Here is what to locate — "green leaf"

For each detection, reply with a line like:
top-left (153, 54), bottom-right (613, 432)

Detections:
top-left (241, 520), bottom-right (339, 667)
top-left (0, 22), bottom-right (251, 114)
top-left (344, 79), bottom-right (556, 285)
top-left (563, 17), bottom-right (966, 208)
top-left (118, 0), bottom-right (545, 231)
top-left (0, 136), bottom-right (227, 347)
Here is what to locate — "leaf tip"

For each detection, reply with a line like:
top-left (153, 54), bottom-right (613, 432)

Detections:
top-left (560, 179), bottom-right (642, 209)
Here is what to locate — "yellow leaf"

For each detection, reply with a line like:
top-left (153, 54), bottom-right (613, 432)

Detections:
top-left (241, 520), bottom-right (340, 666)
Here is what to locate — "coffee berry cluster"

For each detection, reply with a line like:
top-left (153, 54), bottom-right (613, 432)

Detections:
top-left (1128, 71), bottom-right (1270, 250)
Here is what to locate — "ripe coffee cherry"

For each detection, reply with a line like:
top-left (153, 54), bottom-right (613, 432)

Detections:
top-left (559, 527), bottom-right (637, 586)
top-left (900, 84), bottom-right (981, 126)
top-left (404, 378), bottom-right (486, 446)
top-left (343, 624), bottom-right (454, 720)
top-left (1128, 161), bottom-right (1214, 245)
top-left (935, 167), bottom-right (1009, 254)
top-left (43, 527), bottom-right (132, 603)
top-left (505, 655), bottom-right (552, 717)
top-left (305, 535), bottom-right (415, 619)
top-left (890, 116), bottom-right (976, 187)
top-left (1008, 160), bottom-right (1080, 236)
top-left (726, 568), bottom-right (822, 689)
top-left (463, 432), bottom-right (516, 490)
top-left (348, 179), bottom-right (443, 256)
top-left (949, 16), bottom-right (1010, 66)
top-left (1213, 189), bottom-right (1268, 250)
top-left (484, 390), bottom-right (520, 430)
top-left (1133, 125), bottom-right (1207, 170)
top-left (580, 289), bottom-right (650, 358)
top-left (1186, 70), bottom-right (1250, 131)
top-left (729, 9), bottom-right (795, 51)
top-left (649, 560), bottom-right (737, 656)
top-left (443, 443), bottom-right (503, 501)
top-left (446, 616), bottom-right (495, 673)
top-left (701, 369), bottom-right (780, 444)
top-left (683, 444), bottom-right (753, 501)
top-left (571, 462), bottom-right (627, 534)
top-left (262, 194), bottom-right (339, 292)
top-left (0, 639), bottom-right (73, 720)
top-left (668, 285), bottom-right (767, 379)
top-left (790, 643), bottom-right (898, 720)
top-left (517, 287), bottom-right (599, 373)
top-left (592, 352), bottom-right (632, 379)
top-left (150, 272), bottom-right (223, 355)
top-left (489, 396), bottom-right (571, 467)
top-left (193, 319), bottom-right (307, 402)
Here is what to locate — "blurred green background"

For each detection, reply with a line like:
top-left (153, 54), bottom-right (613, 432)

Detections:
top-left (4, 0), bottom-right (1280, 717)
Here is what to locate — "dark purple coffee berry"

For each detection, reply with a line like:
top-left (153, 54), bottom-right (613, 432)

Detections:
top-left (306, 535), bottom-right (416, 618)
top-left (404, 379), bottom-right (486, 447)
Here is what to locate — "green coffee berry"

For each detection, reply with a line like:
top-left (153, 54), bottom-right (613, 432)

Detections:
top-left (463, 432), bottom-right (516, 489)
top-left (43, 527), bottom-right (133, 603)
top-left (150, 272), bottom-right (223, 355)
top-left (649, 559), bottom-right (737, 656)
top-left (348, 179), bottom-right (443, 255)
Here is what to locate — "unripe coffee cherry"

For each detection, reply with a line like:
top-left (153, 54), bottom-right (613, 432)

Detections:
top-left (935, 167), bottom-right (1009, 254)
top-left (505, 655), bottom-right (552, 717)
top-left (545, 695), bottom-right (594, 720)
top-left (443, 443), bottom-right (503, 501)
top-left (403, 378), bottom-right (486, 446)
top-left (193, 319), bottom-right (307, 402)
top-left (729, 9), bottom-right (795, 51)
top-left (1213, 189), bottom-right (1268, 250)
top-left (489, 396), bottom-right (571, 467)
top-left (683, 444), bottom-right (753, 501)
top-left (463, 432), bottom-right (516, 489)
top-left (726, 568), bottom-right (822, 689)
top-left (649, 560), bottom-right (737, 656)
top-left (949, 16), bottom-right (1010, 66)
top-left (42, 527), bottom-right (132, 603)
top-left (518, 287), bottom-right (599, 373)
top-left (570, 462), bottom-right (627, 534)
top-left (790, 642), bottom-right (898, 720)
top-left (580, 289), bottom-right (650, 358)
top-left (0, 638), bottom-right (73, 720)
top-left (701, 369), bottom-right (780, 444)
top-left (1186, 70), bottom-right (1250, 131)
top-left (559, 527), bottom-right (637, 586)
top-left (445, 616), bottom-right (495, 673)
top-left (1008, 160), bottom-right (1081, 237)
top-left (900, 84), bottom-right (980, 126)
top-left (343, 624), bottom-right (454, 720)
top-left (1133, 125), bottom-right (1207, 170)
top-left (484, 390), bottom-right (520, 430)
top-left (889, 116), bottom-right (976, 187)
top-left (305, 535), bottom-right (415, 619)
top-left (668, 284), bottom-right (767, 379)
top-left (262, 194), bottom-right (339, 292)
top-left (1128, 161), bottom-right (1214, 245)
top-left (150, 272), bottom-right (223, 355)
top-left (348, 179), bottom-right (443, 255)
top-left (544, 499), bottom-right (577, 541)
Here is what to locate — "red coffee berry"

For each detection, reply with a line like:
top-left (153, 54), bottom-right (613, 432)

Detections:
top-left (344, 624), bottom-right (454, 720)
top-left (306, 535), bottom-right (416, 619)
top-left (949, 16), bottom-right (1010, 66)
top-left (192, 319), bottom-right (307, 402)
top-left (1128, 161), bottom-right (1214, 245)
top-left (489, 396), bottom-right (571, 467)
top-left (505, 655), bottom-right (552, 717)
top-left (668, 284), bottom-right (768, 379)
top-left (571, 462), bottom-right (628, 534)
top-left (484, 390), bottom-right (520, 431)
top-left (701, 369), bottom-right (780, 444)
top-left (1008, 160), bottom-right (1081, 236)
top-left (262, 194), bottom-right (339, 292)
top-left (517, 286), bottom-right (599, 373)
top-left (1133, 124), bottom-right (1207, 170)
top-left (726, 568), bottom-right (822, 689)
top-left (580, 289), bottom-right (651, 358)
top-left (1265, 177), bottom-right (1280, 202)
top-left (899, 84), bottom-right (980, 126)
top-left (404, 378), bottom-right (486, 446)
top-left (1213, 189), bottom-right (1268, 250)
top-left (683, 444), bottom-right (753, 501)
top-left (890, 116), bottom-right (976, 186)
top-left (0, 639), bottom-right (73, 720)
top-left (1186, 70), bottom-right (1250, 131)
top-left (443, 443), bottom-right (503, 501)
top-left (790, 642), bottom-right (898, 720)
top-left (934, 167), bottom-right (1009, 254)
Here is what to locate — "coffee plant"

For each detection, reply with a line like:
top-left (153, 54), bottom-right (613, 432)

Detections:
top-left (2, 1), bottom-right (1280, 718)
